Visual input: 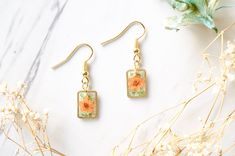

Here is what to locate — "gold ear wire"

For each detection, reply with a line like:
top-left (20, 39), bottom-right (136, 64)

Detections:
top-left (52, 43), bottom-right (94, 70)
top-left (101, 21), bottom-right (146, 46)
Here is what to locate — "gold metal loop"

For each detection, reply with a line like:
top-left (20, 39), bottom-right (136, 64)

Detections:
top-left (52, 43), bottom-right (94, 70)
top-left (133, 54), bottom-right (141, 62)
top-left (81, 77), bottom-right (89, 84)
top-left (134, 53), bottom-right (141, 70)
top-left (82, 75), bottom-right (90, 90)
top-left (101, 21), bottom-right (146, 46)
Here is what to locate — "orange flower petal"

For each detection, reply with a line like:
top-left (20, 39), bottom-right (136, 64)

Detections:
top-left (128, 75), bottom-right (145, 91)
top-left (79, 96), bottom-right (95, 113)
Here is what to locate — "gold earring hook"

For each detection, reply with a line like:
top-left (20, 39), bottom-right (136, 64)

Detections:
top-left (52, 43), bottom-right (94, 70)
top-left (101, 21), bottom-right (146, 46)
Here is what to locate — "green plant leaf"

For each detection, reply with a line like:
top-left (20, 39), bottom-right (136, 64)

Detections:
top-left (166, 0), bottom-right (221, 32)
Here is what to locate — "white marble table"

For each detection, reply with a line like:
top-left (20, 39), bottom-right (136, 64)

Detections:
top-left (0, 0), bottom-right (235, 155)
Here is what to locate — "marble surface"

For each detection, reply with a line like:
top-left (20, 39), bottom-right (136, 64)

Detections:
top-left (0, 0), bottom-right (235, 155)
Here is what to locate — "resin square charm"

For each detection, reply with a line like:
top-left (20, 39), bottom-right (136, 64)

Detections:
top-left (126, 69), bottom-right (147, 98)
top-left (77, 91), bottom-right (97, 118)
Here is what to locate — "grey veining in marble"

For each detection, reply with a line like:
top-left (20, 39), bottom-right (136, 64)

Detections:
top-left (0, 0), bottom-right (68, 94)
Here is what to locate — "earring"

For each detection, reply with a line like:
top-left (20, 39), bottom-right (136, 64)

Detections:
top-left (52, 43), bottom-right (98, 118)
top-left (101, 21), bottom-right (147, 98)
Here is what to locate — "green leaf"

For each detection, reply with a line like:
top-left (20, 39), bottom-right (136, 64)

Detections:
top-left (166, 0), bottom-right (221, 32)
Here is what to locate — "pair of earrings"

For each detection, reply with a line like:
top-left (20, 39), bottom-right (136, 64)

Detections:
top-left (52, 21), bottom-right (147, 119)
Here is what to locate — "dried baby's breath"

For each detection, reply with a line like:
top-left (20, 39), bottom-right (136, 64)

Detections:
top-left (113, 23), bottom-right (235, 156)
top-left (0, 83), bottom-right (64, 156)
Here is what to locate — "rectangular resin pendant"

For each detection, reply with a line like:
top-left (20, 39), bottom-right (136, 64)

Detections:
top-left (126, 69), bottom-right (147, 98)
top-left (77, 91), bottom-right (97, 118)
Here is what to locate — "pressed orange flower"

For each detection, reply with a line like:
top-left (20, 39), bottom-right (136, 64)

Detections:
top-left (79, 96), bottom-right (95, 113)
top-left (128, 74), bottom-right (145, 91)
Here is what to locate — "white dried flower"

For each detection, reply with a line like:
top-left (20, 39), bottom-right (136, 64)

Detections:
top-left (0, 83), bottom-right (64, 156)
top-left (22, 115), bottom-right (26, 123)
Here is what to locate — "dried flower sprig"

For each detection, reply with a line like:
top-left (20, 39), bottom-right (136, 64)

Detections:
top-left (0, 83), bottom-right (64, 156)
top-left (112, 23), bottom-right (235, 156)
top-left (165, 0), bottom-right (234, 32)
